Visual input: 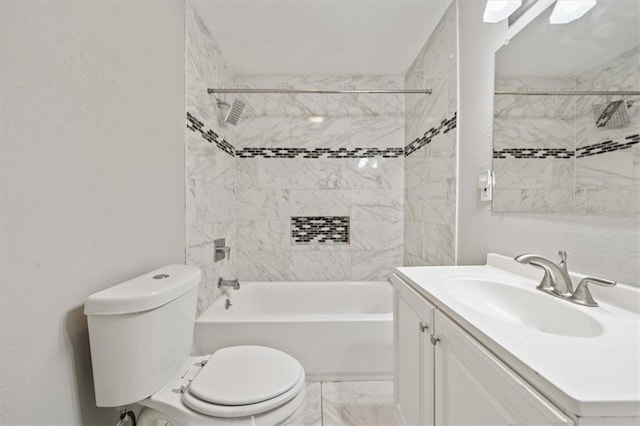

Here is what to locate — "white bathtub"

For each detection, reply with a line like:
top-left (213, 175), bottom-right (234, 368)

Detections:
top-left (194, 281), bottom-right (393, 381)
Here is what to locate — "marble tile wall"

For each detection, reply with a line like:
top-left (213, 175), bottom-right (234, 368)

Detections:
top-left (492, 76), bottom-right (576, 213)
top-left (186, 2), bottom-right (236, 313)
top-left (186, 2), bottom-right (466, 290)
top-left (493, 47), bottom-right (639, 214)
top-left (574, 47), bottom-right (639, 214)
top-left (233, 74), bottom-right (405, 281)
top-left (403, 1), bottom-right (458, 267)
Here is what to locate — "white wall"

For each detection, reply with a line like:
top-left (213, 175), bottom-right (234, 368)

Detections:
top-left (0, 1), bottom-right (185, 424)
top-left (456, 0), bottom-right (639, 285)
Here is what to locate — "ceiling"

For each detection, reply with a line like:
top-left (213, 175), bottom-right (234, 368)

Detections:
top-left (192, 0), bottom-right (451, 75)
top-left (497, 0), bottom-right (640, 78)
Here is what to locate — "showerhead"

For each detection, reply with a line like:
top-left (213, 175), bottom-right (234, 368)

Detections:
top-left (216, 97), bottom-right (246, 126)
top-left (592, 100), bottom-right (632, 128)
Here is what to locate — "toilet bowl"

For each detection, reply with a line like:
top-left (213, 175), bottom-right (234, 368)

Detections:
top-left (84, 265), bottom-right (305, 426)
top-left (137, 347), bottom-right (305, 426)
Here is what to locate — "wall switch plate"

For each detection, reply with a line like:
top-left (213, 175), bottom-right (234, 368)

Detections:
top-left (478, 170), bottom-right (495, 202)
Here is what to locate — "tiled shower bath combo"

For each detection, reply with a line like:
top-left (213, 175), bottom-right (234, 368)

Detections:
top-left (184, 2), bottom-right (458, 423)
top-left (186, 1), bottom-right (459, 314)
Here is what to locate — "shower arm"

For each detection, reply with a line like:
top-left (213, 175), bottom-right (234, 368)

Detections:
top-left (208, 88), bottom-right (432, 95)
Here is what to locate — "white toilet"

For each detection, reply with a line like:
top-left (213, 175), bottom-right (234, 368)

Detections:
top-left (84, 265), bottom-right (305, 426)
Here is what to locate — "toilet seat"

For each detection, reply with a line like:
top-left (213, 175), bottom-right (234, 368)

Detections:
top-left (182, 364), bottom-right (305, 418)
top-left (182, 346), bottom-right (305, 418)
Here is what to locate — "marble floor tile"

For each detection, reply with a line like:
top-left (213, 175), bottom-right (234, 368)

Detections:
top-left (321, 381), bottom-right (398, 426)
top-left (282, 382), bottom-right (322, 426)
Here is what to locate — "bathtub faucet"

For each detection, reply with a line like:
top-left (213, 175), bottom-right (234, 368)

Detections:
top-left (217, 277), bottom-right (240, 290)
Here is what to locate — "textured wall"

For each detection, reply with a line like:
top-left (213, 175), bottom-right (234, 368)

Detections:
top-left (186, 2), bottom-right (236, 313)
top-left (457, 0), bottom-right (639, 285)
top-left (233, 75), bottom-right (405, 281)
top-left (403, 2), bottom-right (458, 266)
top-left (0, 1), bottom-right (185, 424)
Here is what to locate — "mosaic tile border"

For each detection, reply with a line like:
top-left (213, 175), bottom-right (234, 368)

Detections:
top-left (493, 134), bottom-right (639, 159)
top-left (187, 112), bottom-right (403, 159)
top-left (236, 147), bottom-right (403, 159)
top-left (187, 112), bottom-right (235, 157)
top-left (404, 112), bottom-right (457, 157)
top-left (576, 134), bottom-right (639, 158)
top-left (291, 216), bottom-right (350, 244)
top-left (493, 148), bottom-right (574, 159)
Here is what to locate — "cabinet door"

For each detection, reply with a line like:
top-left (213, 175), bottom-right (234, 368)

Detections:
top-left (434, 311), bottom-right (573, 426)
top-left (392, 276), bottom-right (435, 426)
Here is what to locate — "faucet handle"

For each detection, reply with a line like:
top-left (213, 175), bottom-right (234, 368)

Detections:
top-left (214, 238), bottom-right (231, 262)
top-left (568, 277), bottom-right (617, 307)
top-left (558, 250), bottom-right (568, 269)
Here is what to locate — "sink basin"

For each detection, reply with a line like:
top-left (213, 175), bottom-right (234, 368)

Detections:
top-left (444, 278), bottom-right (604, 338)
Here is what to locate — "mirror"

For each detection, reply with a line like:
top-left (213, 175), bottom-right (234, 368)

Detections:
top-left (492, 0), bottom-right (639, 214)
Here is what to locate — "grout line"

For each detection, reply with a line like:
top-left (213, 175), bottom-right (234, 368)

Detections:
top-left (320, 382), bottom-right (324, 426)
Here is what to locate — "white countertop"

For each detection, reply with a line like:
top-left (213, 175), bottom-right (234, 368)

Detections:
top-left (394, 254), bottom-right (640, 418)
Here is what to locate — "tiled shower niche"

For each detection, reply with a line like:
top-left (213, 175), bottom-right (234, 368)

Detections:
top-left (291, 216), bottom-right (350, 245)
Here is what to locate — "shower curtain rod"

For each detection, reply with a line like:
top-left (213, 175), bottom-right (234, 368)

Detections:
top-left (207, 88), bottom-right (432, 95)
top-left (495, 90), bottom-right (640, 96)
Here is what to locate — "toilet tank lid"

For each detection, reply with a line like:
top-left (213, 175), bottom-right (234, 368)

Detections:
top-left (84, 265), bottom-right (201, 315)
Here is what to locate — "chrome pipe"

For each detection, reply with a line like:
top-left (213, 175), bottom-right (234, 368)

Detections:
top-left (495, 90), bottom-right (640, 96)
top-left (207, 88), bottom-right (432, 95)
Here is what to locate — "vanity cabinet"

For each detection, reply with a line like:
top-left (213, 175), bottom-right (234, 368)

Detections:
top-left (433, 310), bottom-right (572, 425)
top-left (393, 279), bottom-right (435, 426)
top-left (391, 274), bottom-right (573, 426)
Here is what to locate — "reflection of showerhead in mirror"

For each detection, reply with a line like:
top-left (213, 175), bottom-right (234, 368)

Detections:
top-left (592, 100), bottom-right (632, 128)
top-left (216, 97), bottom-right (246, 126)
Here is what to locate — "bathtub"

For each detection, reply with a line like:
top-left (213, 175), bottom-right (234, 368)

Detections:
top-left (194, 281), bottom-right (393, 381)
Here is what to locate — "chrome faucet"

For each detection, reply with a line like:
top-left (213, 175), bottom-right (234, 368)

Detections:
top-left (514, 251), bottom-right (616, 307)
top-left (217, 277), bottom-right (240, 290)
top-left (515, 250), bottom-right (574, 297)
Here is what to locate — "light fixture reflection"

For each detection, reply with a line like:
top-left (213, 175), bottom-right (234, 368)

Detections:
top-left (307, 115), bottom-right (325, 124)
top-left (357, 158), bottom-right (378, 169)
top-left (549, 0), bottom-right (597, 24)
top-left (483, 0), bottom-right (522, 23)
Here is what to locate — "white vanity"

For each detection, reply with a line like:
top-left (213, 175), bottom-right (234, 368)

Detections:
top-left (390, 254), bottom-right (640, 426)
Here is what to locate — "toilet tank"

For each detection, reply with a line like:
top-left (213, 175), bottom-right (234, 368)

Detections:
top-left (84, 265), bottom-right (201, 407)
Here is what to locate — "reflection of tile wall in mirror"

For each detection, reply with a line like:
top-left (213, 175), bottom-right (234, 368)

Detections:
top-left (493, 76), bottom-right (576, 213)
top-left (574, 46), bottom-right (639, 214)
top-left (493, 44), bottom-right (639, 214)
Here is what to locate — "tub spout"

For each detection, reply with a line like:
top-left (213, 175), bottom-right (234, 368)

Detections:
top-left (217, 277), bottom-right (240, 290)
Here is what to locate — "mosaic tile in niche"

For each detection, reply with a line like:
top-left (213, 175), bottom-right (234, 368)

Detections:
top-left (291, 216), bottom-right (350, 245)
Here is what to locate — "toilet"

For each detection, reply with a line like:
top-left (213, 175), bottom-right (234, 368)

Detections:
top-left (84, 265), bottom-right (305, 426)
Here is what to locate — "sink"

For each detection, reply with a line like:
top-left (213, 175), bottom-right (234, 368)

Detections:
top-left (443, 278), bottom-right (604, 338)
